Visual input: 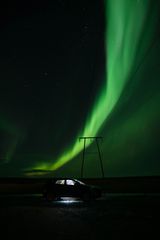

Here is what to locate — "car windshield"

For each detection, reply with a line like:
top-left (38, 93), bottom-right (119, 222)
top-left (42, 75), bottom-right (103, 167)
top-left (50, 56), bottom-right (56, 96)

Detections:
top-left (75, 180), bottom-right (85, 185)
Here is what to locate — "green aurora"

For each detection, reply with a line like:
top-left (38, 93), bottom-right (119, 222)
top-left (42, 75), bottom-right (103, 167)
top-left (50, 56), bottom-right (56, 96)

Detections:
top-left (30, 0), bottom-right (160, 176)
top-left (0, 0), bottom-right (160, 177)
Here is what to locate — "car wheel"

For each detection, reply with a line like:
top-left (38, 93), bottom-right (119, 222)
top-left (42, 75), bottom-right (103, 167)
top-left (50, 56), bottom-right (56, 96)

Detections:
top-left (46, 193), bottom-right (54, 201)
top-left (82, 192), bottom-right (91, 202)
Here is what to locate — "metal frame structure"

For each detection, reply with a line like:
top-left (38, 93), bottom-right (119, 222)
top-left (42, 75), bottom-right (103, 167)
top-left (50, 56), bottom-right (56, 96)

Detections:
top-left (79, 137), bottom-right (104, 178)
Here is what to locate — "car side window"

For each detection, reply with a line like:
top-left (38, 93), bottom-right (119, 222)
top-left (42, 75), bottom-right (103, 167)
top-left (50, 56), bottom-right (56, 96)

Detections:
top-left (55, 180), bottom-right (65, 185)
top-left (66, 180), bottom-right (75, 185)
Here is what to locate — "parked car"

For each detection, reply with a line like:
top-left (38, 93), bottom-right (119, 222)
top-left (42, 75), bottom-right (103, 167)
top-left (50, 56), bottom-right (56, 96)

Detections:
top-left (43, 178), bottom-right (102, 202)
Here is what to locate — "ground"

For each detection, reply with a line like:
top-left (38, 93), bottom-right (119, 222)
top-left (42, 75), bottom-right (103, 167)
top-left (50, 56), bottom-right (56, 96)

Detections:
top-left (0, 193), bottom-right (159, 239)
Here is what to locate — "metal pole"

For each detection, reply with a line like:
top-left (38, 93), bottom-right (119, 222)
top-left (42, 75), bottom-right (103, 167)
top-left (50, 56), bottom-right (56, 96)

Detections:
top-left (81, 138), bottom-right (86, 178)
top-left (96, 138), bottom-right (104, 178)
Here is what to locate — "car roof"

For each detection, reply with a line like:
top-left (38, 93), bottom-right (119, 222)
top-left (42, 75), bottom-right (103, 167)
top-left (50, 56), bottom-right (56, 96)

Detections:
top-left (45, 177), bottom-right (78, 182)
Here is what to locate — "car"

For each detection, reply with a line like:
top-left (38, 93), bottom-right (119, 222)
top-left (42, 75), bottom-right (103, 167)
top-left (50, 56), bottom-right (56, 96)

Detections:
top-left (43, 178), bottom-right (102, 202)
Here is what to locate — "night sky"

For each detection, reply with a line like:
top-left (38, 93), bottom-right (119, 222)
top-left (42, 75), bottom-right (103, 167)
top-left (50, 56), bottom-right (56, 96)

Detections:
top-left (0, 0), bottom-right (160, 177)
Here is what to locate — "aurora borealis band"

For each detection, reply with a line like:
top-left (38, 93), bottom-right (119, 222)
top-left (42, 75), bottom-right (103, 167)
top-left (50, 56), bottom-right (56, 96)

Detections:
top-left (0, 0), bottom-right (160, 177)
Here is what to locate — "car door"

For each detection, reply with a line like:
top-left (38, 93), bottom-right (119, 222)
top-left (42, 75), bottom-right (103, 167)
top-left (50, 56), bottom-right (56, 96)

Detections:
top-left (65, 179), bottom-right (80, 197)
top-left (54, 179), bottom-right (66, 196)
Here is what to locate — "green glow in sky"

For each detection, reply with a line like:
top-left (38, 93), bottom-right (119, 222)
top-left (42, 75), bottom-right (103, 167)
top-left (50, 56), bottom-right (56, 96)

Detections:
top-left (0, 114), bottom-right (22, 163)
top-left (32, 0), bottom-right (157, 173)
